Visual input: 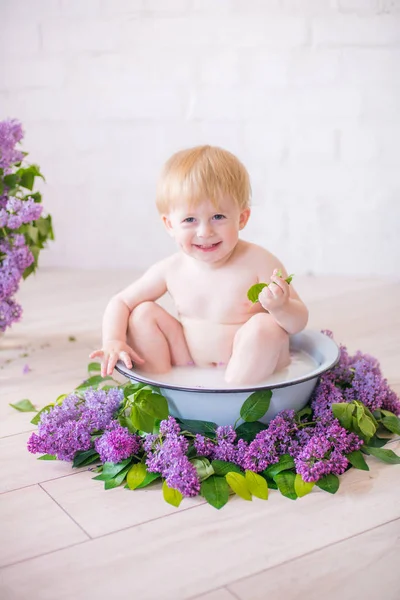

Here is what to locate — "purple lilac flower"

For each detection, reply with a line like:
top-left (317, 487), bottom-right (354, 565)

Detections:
top-left (145, 417), bottom-right (200, 497)
top-left (193, 434), bottom-right (215, 458)
top-left (240, 430), bottom-right (279, 472)
top-left (0, 119), bottom-right (24, 171)
top-left (294, 420), bottom-right (363, 483)
top-left (27, 388), bottom-right (123, 461)
top-left (159, 415), bottom-right (181, 435)
top-left (0, 298), bottom-right (22, 332)
top-left (95, 424), bottom-right (141, 464)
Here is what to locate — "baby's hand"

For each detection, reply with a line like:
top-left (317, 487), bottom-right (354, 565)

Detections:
top-left (258, 268), bottom-right (291, 312)
top-left (89, 340), bottom-right (144, 377)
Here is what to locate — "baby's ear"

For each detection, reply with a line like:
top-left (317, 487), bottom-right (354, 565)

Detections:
top-left (162, 214), bottom-right (174, 237)
top-left (239, 207), bottom-right (251, 230)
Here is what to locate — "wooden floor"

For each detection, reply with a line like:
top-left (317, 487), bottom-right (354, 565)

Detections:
top-left (1, 269), bottom-right (400, 600)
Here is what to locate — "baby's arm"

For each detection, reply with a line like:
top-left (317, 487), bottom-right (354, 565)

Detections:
top-left (257, 266), bottom-right (308, 335)
top-left (90, 259), bottom-right (169, 376)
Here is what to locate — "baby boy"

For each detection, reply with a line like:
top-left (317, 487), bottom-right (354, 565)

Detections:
top-left (90, 145), bottom-right (308, 385)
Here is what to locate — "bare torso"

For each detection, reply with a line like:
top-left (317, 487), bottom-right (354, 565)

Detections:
top-left (164, 240), bottom-right (278, 367)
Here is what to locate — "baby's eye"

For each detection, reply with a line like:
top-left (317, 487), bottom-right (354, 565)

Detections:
top-left (213, 214), bottom-right (226, 221)
top-left (182, 217), bottom-right (195, 223)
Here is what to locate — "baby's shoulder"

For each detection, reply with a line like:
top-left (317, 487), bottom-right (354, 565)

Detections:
top-left (238, 240), bottom-right (279, 265)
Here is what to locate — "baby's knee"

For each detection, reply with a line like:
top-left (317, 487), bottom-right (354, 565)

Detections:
top-left (128, 301), bottom-right (158, 326)
top-left (248, 314), bottom-right (288, 345)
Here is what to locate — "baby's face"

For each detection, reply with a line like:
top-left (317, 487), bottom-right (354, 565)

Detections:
top-left (162, 196), bottom-right (250, 265)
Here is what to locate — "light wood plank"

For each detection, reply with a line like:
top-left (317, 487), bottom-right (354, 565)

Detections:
top-left (0, 445), bottom-right (399, 600)
top-left (228, 518), bottom-right (400, 600)
top-left (0, 484), bottom-right (88, 567)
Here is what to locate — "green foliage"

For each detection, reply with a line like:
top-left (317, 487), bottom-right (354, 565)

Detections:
top-left (346, 450), bottom-right (369, 471)
top-left (225, 472), bottom-right (252, 501)
top-left (126, 463), bottom-right (147, 490)
top-left (262, 454), bottom-right (295, 479)
top-left (190, 458), bottom-right (214, 481)
top-left (363, 446), bottom-right (400, 464)
top-left (38, 454), bottom-right (57, 460)
top-left (1, 153), bottom-right (53, 282)
top-left (247, 272), bottom-right (294, 303)
top-left (176, 418), bottom-right (218, 438)
top-left (200, 475), bottom-right (230, 509)
top-left (30, 404), bottom-right (54, 425)
top-left (162, 481), bottom-right (183, 507)
top-left (316, 474), bottom-right (340, 494)
top-left (294, 474), bottom-right (315, 497)
top-left (72, 449), bottom-right (100, 468)
top-left (211, 460), bottom-right (243, 476)
top-left (235, 420), bottom-right (267, 442)
top-left (239, 390), bottom-right (272, 423)
top-left (274, 471), bottom-right (297, 500)
top-left (245, 470), bottom-right (268, 500)
top-left (9, 399), bottom-right (36, 412)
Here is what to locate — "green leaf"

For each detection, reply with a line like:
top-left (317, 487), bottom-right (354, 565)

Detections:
top-left (296, 406), bottom-right (313, 420)
top-left (137, 391), bottom-right (169, 420)
top-left (136, 471), bottom-right (161, 489)
top-left (367, 435), bottom-right (390, 448)
top-left (346, 450), bottom-right (369, 471)
top-left (247, 283), bottom-right (268, 303)
top-left (3, 173), bottom-right (19, 188)
top-left (75, 375), bottom-right (113, 392)
top-left (162, 480), bottom-right (183, 507)
top-left (190, 458), bottom-right (214, 481)
top-left (358, 415), bottom-right (376, 439)
top-left (316, 474), bottom-right (340, 494)
top-left (211, 460), bottom-right (243, 476)
top-left (38, 454), bottom-right (57, 460)
top-left (363, 446), bottom-right (400, 464)
top-left (93, 459), bottom-right (132, 481)
top-left (332, 402), bottom-right (354, 430)
top-left (177, 418), bottom-right (217, 438)
top-left (126, 463), bottom-right (147, 490)
top-left (17, 164), bottom-right (44, 190)
top-left (240, 390), bottom-right (272, 422)
top-left (104, 465), bottom-right (131, 490)
top-left (88, 362), bottom-right (101, 374)
top-left (245, 470), bottom-right (268, 500)
top-left (274, 471), bottom-right (297, 500)
top-left (9, 399), bottom-right (37, 412)
top-left (225, 472), bottom-right (252, 501)
top-left (381, 415), bottom-right (400, 435)
top-left (294, 474), bottom-right (315, 497)
top-left (30, 404), bottom-right (54, 425)
top-left (55, 393), bottom-right (68, 405)
top-left (247, 275), bottom-right (294, 303)
top-left (130, 404), bottom-right (154, 433)
top-left (72, 449), bottom-right (99, 468)
top-left (235, 421), bottom-right (267, 442)
top-left (200, 475), bottom-right (230, 509)
top-left (263, 454), bottom-right (295, 479)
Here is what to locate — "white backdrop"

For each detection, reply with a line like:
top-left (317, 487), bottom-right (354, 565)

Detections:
top-left (1, 0), bottom-right (400, 276)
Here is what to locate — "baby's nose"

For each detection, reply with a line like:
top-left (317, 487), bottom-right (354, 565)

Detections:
top-left (197, 222), bottom-right (214, 237)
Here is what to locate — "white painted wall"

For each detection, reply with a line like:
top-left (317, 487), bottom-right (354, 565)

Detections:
top-left (1, 0), bottom-right (399, 276)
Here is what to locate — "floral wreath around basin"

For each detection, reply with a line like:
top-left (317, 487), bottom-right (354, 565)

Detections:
top-left (13, 332), bottom-right (400, 509)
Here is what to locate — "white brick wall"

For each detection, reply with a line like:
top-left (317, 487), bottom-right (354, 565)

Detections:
top-left (0, 0), bottom-right (399, 276)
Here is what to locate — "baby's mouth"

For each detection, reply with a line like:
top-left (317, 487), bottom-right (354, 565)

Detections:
top-left (194, 242), bottom-right (221, 251)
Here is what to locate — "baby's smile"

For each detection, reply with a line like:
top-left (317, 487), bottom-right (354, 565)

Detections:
top-left (193, 242), bottom-right (221, 252)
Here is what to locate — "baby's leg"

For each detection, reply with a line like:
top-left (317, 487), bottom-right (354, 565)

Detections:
top-left (126, 302), bottom-right (192, 373)
top-left (225, 313), bottom-right (290, 385)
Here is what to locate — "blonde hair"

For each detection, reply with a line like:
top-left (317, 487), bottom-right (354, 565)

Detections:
top-left (156, 145), bottom-right (251, 214)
